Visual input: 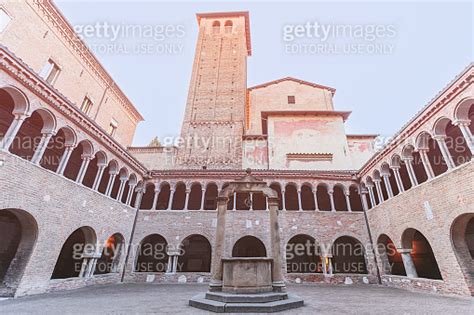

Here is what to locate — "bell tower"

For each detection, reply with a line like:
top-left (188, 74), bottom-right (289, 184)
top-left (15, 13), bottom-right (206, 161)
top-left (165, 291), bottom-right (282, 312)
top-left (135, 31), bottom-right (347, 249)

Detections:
top-left (176, 12), bottom-right (251, 169)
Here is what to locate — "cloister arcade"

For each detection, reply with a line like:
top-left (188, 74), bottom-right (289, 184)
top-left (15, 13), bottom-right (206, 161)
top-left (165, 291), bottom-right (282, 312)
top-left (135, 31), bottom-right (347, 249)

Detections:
top-left (137, 180), bottom-right (365, 212)
top-left (0, 86), bottom-right (144, 209)
top-left (361, 98), bottom-right (473, 209)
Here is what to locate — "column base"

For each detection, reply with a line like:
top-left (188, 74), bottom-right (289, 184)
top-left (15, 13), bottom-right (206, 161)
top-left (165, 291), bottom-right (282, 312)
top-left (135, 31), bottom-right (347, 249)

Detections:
top-left (209, 280), bottom-right (223, 292)
top-left (272, 281), bottom-right (286, 292)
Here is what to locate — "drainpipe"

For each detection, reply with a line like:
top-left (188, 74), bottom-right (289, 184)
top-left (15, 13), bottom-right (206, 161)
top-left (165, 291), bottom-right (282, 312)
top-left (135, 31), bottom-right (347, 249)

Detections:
top-left (357, 175), bottom-right (382, 284)
top-left (120, 176), bottom-right (147, 282)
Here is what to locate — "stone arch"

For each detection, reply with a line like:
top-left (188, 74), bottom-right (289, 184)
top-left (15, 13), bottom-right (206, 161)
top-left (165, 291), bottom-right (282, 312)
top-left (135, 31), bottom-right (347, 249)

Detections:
top-left (348, 184), bottom-right (363, 211)
top-left (8, 108), bottom-right (57, 161)
top-left (156, 182), bottom-right (171, 210)
top-left (450, 213), bottom-right (474, 293)
top-left (0, 85), bottom-right (30, 115)
top-left (224, 20), bottom-right (233, 33)
top-left (391, 153), bottom-right (411, 190)
top-left (188, 182), bottom-right (203, 210)
top-left (204, 182), bottom-right (218, 210)
top-left (97, 159), bottom-right (118, 194)
top-left (331, 236), bottom-right (368, 274)
top-left (366, 176), bottom-right (379, 205)
top-left (109, 167), bottom-right (128, 200)
top-left (51, 226), bottom-right (97, 279)
top-left (40, 126), bottom-right (77, 172)
top-left (433, 116), bottom-right (471, 167)
top-left (212, 20), bottom-right (220, 34)
top-left (94, 233), bottom-right (125, 274)
top-left (82, 150), bottom-right (108, 189)
top-left (377, 234), bottom-right (406, 276)
top-left (316, 183), bottom-right (331, 211)
top-left (454, 97), bottom-right (474, 134)
top-left (135, 234), bottom-right (168, 272)
top-left (301, 183), bottom-right (315, 210)
top-left (139, 182), bottom-right (155, 209)
top-left (0, 208), bottom-right (38, 296)
top-left (401, 228), bottom-right (442, 279)
top-left (269, 182), bottom-right (283, 210)
top-left (171, 182), bottom-right (186, 210)
top-left (284, 183), bottom-right (299, 210)
top-left (333, 184), bottom-right (347, 211)
top-left (232, 235), bottom-right (267, 258)
top-left (286, 234), bottom-right (321, 273)
top-left (63, 139), bottom-right (94, 181)
top-left (178, 234), bottom-right (211, 272)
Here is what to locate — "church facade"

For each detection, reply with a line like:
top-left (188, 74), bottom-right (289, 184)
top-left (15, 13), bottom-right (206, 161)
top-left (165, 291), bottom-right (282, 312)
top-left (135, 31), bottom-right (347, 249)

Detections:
top-left (0, 2), bottom-right (472, 298)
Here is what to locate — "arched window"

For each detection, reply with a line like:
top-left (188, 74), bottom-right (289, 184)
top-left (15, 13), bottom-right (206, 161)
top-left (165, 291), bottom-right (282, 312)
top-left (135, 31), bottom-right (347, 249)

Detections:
top-left (212, 21), bottom-right (220, 34)
top-left (188, 183), bottom-right (202, 210)
top-left (284, 184), bottom-right (299, 210)
top-left (316, 183), bottom-right (331, 211)
top-left (301, 184), bottom-right (315, 210)
top-left (224, 20), bottom-right (233, 33)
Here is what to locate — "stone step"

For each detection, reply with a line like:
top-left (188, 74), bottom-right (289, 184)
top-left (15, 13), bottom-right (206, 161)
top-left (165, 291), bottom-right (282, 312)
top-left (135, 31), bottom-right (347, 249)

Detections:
top-left (189, 293), bottom-right (304, 313)
top-left (206, 291), bottom-right (288, 303)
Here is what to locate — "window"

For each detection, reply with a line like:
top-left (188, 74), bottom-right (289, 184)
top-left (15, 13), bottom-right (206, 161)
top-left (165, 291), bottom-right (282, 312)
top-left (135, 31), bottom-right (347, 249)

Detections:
top-left (39, 59), bottom-right (61, 84)
top-left (80, 96), bottom-right (93, 115)
top-left (108, 119), bottom-right (118, 137)
top-left (0, 8), bottom-right (11, 32)
top-left (288, 95), bottom-right (295, 104)
top-left (224, 20), bottom-right (233, 34)
top-left (212, 21), bottom-right (220, 34)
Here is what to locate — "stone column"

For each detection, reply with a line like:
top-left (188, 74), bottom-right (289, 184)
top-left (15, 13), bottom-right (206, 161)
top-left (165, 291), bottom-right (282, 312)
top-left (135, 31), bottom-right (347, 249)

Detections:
top-left (454, 120), bottom-right (474, 156)
top-left (167, 188), bottom-right (175, 210)
top-left (328, 190), bottom-right (336, 212)
top-left (92, 163), bottom-right (107, 191)
top-left (117, 178), bottom-right (128, 201)
top-left (367, 184), bottom-right (376, 206)
top-left (249, 192), bottom-right (254, 211)
top-left (172, 255), bottom-right (179, 273)
top-left (314, 189), bottom-right (319, 211)
top-left (399, 249), bottom-right (418, 278)
top-left (344, 192), bottom-right (352, 212)
top-left (374, 179), bottom-right (384, 202)
top-left (105, 173), bottom-right (117, 196)
top-left (268, 197), bottom-right (286, 292)
top-left (390, 166), bottom-right (405, 193)
top-left (76, 155), bottom-right (92, 184)
top-left (402, 157), bottom-right (418, 187)
top-left (434, 136), bottom-right (455, 169)
top-left (297, 189), bottom-right (302, 211)
top-left (265, 196), bottom-right (269, 211)
top-left (209, 196), bottom-right (228, 291)
top-left (184, 189), bottom-right (190, 210)
top-left (382, 174), bottom-right (394, 198)
top-left (418, 149), bottom-right (435, 179)
top-left (31, 132), bottom-right (53, 164)
top-left (200, 188), bottom-right (206, 210)
top-left (1, 114), bottom-right (28, 150)
top-left (360, 190), bottom-right (369, 211)
top-left (165, 254), bottom-right (173, 273)
top-left (232, 191), bottom-right (237, 211)
top-left (126, 184), bottom-right (136, 206)
top-left (281, 190), bottom-right (286, 211)
top-left (133, 187), bottom-right (145, 209)
top-left (150, 188), bottom-right (160, 210)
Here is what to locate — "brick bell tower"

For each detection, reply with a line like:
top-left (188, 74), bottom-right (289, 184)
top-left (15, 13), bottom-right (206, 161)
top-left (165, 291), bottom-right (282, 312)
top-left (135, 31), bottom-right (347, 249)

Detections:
top-left (176, 12), bottom-right (251, 169)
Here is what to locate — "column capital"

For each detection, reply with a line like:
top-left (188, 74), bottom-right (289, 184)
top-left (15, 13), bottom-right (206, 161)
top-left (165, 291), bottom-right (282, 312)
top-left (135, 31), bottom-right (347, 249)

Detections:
top-left (390, 165), bottom-right (400, 170)
top-left (432, 135), bottom-right (446, 141)
top-left (397, 248), bottom-right (412, 254)
top-left (453, 119), bottom-right (470, 127)
top-left (373, 178), bottom-right (381, 183)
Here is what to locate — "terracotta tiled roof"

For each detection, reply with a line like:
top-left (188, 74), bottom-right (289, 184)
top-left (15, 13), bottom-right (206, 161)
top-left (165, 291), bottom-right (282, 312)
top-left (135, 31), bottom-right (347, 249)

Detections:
top-left (248, 77), bottom-right (336, 95)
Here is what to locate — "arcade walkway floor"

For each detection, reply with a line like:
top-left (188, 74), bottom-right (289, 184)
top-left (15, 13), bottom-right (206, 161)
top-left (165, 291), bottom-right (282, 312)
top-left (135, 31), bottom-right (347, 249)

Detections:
top-left (0, 283), bottom-right (473, 314)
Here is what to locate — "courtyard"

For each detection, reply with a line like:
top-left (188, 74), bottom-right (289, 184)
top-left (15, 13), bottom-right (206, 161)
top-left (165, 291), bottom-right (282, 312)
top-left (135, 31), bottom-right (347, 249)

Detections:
top-left (0, 283), bottom-right (472, 314)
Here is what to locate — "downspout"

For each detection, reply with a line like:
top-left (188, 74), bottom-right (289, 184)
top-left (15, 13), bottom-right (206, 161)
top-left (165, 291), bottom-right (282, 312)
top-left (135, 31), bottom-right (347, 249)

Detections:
top-left (120, 177), bottom-right (147, 282)
top-left (358, 176), bottom-right (382, 284)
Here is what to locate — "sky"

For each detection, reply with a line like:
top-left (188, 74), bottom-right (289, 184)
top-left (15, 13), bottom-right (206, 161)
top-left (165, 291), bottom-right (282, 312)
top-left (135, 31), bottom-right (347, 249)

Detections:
top-left (55, 0), bottom-right (473, 146)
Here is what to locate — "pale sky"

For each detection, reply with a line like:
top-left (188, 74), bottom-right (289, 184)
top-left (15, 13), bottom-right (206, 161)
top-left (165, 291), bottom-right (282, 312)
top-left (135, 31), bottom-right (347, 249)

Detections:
top-left (55, 0), bottom-right (473, 146)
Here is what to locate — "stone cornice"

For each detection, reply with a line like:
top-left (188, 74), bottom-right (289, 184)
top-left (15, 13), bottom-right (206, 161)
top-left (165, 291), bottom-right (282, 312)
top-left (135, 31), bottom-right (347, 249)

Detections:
top-left (248, 77), bottom-right (336, 95)
top-left (150, 169), bottom-right (357, 181)
top-left (31, 0), bottom-right (144, 123)
top-left (358, 63), bottom-right (474, 177)
top-left (0, 45), bottom-right (147, 176)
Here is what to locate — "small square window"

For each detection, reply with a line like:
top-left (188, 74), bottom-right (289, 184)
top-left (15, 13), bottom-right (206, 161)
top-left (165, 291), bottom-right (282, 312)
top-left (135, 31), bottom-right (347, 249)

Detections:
top-left (39, 59), bottom-right (61, 85)
top-left (288, 95), bottom-right (295, 104)
top-left (0, 8), bottom-right (11, 33)
top-left (80, 96), bottom-right (93, 115)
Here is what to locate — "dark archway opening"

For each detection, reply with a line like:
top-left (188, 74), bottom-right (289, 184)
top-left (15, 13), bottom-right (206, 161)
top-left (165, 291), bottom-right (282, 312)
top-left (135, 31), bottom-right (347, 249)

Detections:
top-left (232, 236), bottom-right (267, 257)
top-left (178, 235), bottom-right (211, 272)
top-left (377, 234), bottom-right (405, 276)
top-left (316, 184), bottom-right (331, 211)
top-left (95, 233), bottom-right (124, 275)
top-left (286, 235), bottom-right (321, 273)
top-left (285, 185), bottom-right (299, 210)
top-left (332, 236), bottom-right (368, 274)
top-left (135, 234), bottom-right (168, 272)
top-left (403, 229), bottom-right (442, 280)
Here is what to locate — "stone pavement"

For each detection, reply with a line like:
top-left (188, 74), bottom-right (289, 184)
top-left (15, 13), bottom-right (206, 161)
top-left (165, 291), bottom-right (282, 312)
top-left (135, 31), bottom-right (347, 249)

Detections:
top-left (0, 283), bottom-right (473, 314)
